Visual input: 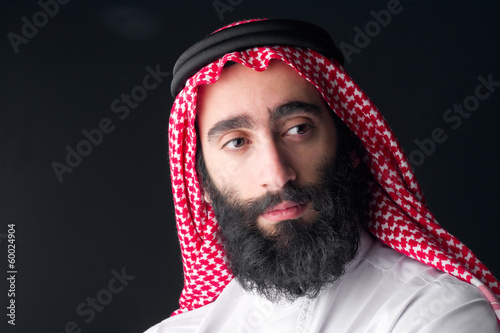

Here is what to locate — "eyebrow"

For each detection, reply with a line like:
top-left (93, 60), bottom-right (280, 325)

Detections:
top-left (206, 101), bottom-right (323, 143)
top-left (207, 115), bottom-right (254, 143)
top-left (270, 101), bottom-right (323, 123)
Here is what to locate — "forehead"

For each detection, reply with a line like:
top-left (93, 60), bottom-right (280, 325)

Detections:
top-left (196, 60), bottom-right (327, 128)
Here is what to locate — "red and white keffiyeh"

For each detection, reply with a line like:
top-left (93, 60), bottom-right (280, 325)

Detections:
top-left (168, 20), bottom-right (500, 320)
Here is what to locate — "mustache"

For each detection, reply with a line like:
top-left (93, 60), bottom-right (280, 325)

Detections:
top-left (227, 183), bottom-right (325, 222)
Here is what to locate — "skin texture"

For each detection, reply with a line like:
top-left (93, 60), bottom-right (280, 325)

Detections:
top-left (197, 60), bottom-right (339, 235)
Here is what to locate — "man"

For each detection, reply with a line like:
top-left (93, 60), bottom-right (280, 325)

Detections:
top-left (146, 19), bottom-right (500, 332)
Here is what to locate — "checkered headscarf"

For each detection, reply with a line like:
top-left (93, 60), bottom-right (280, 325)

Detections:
top-left (168, 19), bottom-right (500, 319)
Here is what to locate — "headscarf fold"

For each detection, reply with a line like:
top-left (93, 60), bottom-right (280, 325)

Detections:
top-left (168, 20), bottom-right (500, 320)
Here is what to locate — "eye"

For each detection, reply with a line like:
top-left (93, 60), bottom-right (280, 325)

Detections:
top-left (223, 137), bottom-right (247, 150)
top-left (287, 123), bottom-right (311, 135)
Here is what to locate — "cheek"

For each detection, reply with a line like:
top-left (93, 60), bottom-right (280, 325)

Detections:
top-left (203, 147), bottom-right (253, 192)
top-left (205, 149), bottom-right (268, 200)
top-left (293, 136), bottom-right (337, 183)
top-left (293, 154), bottom-right (323, 183)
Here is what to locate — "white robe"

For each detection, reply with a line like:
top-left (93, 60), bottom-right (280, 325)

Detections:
top-left (145, 231), bottom-right (499, 332)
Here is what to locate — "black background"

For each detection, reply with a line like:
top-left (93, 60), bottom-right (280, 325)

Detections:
top-left (1, 0), bottom-right (499, 332)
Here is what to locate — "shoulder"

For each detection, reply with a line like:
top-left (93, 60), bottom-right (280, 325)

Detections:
top-left (142, 304), bottom-right (213, 333)
top-left (351, 237), bottom-right (499, 332)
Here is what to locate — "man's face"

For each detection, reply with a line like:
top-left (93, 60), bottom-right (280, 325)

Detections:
top-left (197, 61), bottom-right (338, 235)
top-left (196, 60), bottom-right (364, 301)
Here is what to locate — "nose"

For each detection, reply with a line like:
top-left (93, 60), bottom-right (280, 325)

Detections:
top-left (257, 141), bottom-right (296, 192)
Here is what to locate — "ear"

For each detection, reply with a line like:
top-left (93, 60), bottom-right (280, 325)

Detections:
top-left (202, 189), bottom-right (212, 204)
top-left (350, 149), bottom-right (360, 168)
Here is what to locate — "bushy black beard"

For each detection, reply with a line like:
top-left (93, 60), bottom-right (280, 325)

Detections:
top-left (197, 139), bottom-right (367, 302)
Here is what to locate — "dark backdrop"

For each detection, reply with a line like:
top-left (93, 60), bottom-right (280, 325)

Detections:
top-left (1, 1), bottom-right (499, 332)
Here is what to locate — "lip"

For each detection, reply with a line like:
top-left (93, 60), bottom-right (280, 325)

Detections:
top-left (260, 201), bottom-right (308, 223)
